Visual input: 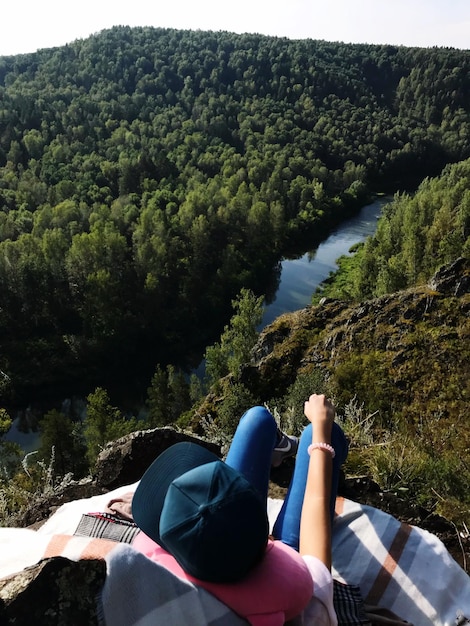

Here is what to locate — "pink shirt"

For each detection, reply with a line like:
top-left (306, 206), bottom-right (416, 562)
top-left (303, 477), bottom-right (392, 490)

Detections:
top-left (132, 532), bottom-right (336, 626)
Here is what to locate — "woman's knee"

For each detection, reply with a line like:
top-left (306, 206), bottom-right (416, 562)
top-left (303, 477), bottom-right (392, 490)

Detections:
top-left (239, 406), bottom-right (276, 432)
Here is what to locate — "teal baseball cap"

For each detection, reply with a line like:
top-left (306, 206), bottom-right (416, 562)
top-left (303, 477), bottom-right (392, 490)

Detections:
top-left (132, 441), bottom-right (269, 583)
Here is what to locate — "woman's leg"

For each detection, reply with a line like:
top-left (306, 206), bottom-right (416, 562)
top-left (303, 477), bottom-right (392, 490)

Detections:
top-left (272, 422), bottom-right (348, 550)
top-left (225, 405), bottom-right (278, 502)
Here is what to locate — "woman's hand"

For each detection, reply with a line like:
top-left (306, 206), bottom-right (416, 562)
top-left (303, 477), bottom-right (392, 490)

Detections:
top-left (304, 394), bottom-right (335, 441)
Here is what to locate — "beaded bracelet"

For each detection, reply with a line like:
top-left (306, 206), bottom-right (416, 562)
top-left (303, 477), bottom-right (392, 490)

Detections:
top-left (307, 442), bottom-right (336, 458)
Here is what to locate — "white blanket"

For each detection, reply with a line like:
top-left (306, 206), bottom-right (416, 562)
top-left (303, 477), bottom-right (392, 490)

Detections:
top-left (1, 485), bottom-right (469, 626)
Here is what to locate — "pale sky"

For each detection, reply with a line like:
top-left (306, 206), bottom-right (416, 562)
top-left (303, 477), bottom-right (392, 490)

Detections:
top-left (1, 0), bottom-right (469, 57)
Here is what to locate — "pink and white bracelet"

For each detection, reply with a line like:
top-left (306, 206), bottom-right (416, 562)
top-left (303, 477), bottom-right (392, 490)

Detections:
top-left (307, 442), bottom-right (336, 458)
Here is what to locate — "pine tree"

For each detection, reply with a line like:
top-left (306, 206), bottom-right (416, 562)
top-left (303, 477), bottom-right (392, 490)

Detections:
top-left (84, 388), bottom-right (139, 467)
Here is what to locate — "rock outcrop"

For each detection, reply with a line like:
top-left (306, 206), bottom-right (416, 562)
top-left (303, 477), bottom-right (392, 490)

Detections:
top-left (1, 558), bottom-right (106, 625)
top-left (93, 426), bottom-right (221, 490)
top-left (16, 427), bottom-right (221, 529)
top-left (241, 257), bottom-right (470, 421)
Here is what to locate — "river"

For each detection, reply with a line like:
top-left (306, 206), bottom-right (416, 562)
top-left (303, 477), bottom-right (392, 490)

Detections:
top-left (260, 195), bottom-right (391, 327)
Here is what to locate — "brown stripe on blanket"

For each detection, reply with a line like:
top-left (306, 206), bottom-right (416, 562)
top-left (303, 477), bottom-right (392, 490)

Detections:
top-left (335, 496), bottom-right (346, 516)
top-left (79, 537), bottom-right (117, 560)
top-left (365, 523), bottom-right (412, 606)
top-left (44, 534), bottom-right (118, 561)
top-left (44, 534), bottom-right (71, 558)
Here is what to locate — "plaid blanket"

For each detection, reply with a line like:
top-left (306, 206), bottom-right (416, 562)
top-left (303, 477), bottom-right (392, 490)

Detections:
top-left (331, 497), bottom-right (470, 626)
top-left (1, 488), bottom-right (469, 626)
top-left (74, 512), bottom-right (140, 543)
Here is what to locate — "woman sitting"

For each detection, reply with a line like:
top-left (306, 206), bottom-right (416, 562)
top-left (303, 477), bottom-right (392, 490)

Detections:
top-left (131, 394), bottom-right (348, 625)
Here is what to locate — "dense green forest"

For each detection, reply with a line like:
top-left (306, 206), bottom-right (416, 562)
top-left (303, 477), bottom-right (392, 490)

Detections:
top-left (1, 26), bottom-right (470, 409)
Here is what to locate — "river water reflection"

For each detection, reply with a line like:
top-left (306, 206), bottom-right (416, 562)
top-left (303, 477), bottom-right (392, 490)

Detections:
top-left (261, 195), bottom-right (392, 328)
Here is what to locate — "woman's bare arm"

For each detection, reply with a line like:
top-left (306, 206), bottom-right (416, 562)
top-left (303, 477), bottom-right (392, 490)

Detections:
top-left (299, 394), bottom-right (335, 570)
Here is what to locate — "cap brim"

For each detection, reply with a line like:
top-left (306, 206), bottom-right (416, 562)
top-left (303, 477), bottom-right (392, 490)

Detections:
top-left (132, 441), bottom-right (220, 547)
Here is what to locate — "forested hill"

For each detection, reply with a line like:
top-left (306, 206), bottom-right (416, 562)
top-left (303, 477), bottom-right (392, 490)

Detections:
top-left (0, 26), bottom-right (470, 406)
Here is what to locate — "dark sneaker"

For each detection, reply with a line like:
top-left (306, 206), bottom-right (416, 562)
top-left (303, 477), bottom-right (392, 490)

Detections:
top-left (271, 432), bottom-right (299, 467)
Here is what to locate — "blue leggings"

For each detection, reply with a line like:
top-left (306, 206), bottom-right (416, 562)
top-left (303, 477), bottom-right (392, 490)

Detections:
top-left (225, 406), bottom-right (349, 551)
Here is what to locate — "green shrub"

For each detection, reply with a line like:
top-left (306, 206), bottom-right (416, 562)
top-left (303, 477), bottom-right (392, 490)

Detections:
top-left (216, 382), bottom-right (258, 439)
top-left (330, 352), bottom-right (394, 423)
top-left (266, 367), bottom-right (327, 436)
